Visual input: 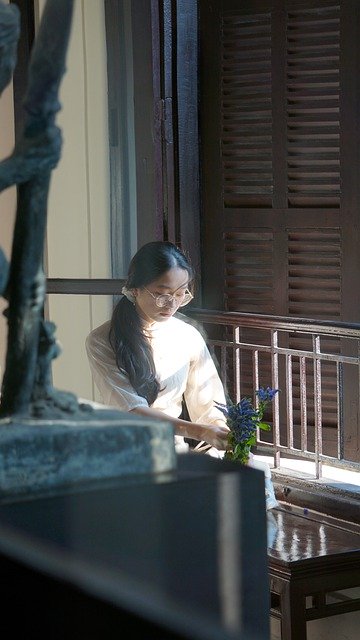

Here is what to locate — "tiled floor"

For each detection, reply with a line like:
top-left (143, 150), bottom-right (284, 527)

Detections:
top-left (270, 609), bottom-right (360, 640)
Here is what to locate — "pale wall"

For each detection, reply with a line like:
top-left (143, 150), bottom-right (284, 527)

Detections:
top-left (38, 0), bottom-right (112, 401)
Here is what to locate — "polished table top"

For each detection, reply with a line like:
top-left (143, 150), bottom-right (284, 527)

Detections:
top-left (267, 503), bottom-right (360, 573)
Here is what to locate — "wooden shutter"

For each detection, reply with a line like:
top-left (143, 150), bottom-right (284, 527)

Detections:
top-left (199, 0), bottom-right (360, 458)
top-left (199, 0), bottom-right (354, 317)
top-left (286, 3), bottom-right (340, 209)
top-left (222, 9), bottom-right (273, 208)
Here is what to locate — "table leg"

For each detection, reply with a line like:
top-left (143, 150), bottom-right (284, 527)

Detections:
top-left (279, 582), bottom-right (307, 640)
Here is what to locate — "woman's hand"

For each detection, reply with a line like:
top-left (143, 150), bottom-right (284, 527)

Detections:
top-left (197, 423), bottom-right (230, 450)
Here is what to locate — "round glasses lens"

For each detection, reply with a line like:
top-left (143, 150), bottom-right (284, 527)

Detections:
top-left (179, 292), bottom-right (193, 307)
top-left (156, 295), bottom-right (173, 307)
top-left (154, 290), bottom-right (192, 308)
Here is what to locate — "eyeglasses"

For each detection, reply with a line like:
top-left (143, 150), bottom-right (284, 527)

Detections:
top-left (144, 287), bottom-right (193, 308)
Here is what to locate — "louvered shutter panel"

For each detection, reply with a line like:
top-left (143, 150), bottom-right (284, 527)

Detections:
top-left (286, 4), bottom-right (340, 208)
top-left (217, 1), bottom-right (342, 315)
top-left (222, 11), bottom-right (273, 208)
top-left (288, 229), bottom-right (341, 318)
top-left (200, 0), bottom-right (359, 457)
top-left (224, 231), bottom-right (274, 313)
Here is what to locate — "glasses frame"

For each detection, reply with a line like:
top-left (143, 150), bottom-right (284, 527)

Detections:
top-left (143, 286), bottom-right (193, 308)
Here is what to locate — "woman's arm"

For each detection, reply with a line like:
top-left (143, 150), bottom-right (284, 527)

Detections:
top-left (130, 405), bottom-right (229, 450)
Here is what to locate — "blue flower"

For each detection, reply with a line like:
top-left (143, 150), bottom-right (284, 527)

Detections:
top-left (215, 387), bottom-right (279, 464)
top-left (256, 387), bottom-right (279, 403)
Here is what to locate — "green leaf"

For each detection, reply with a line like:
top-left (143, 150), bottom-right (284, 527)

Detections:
top-left (258, 422), bottom-right (271, 431)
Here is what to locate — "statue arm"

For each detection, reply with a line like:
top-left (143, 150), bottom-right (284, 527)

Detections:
top-left (0, 124), bottom-right (62, 192)
top-left (0, 248), bottom-right (9, 296)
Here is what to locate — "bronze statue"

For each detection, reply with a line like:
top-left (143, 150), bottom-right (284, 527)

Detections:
top-left (0, 0), bottom-right (91, 419)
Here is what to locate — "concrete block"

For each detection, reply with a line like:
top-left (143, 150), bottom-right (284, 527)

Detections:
top-left (0, 409), bottom-right (176, 497)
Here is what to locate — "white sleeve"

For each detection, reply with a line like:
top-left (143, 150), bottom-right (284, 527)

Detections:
top-left (85, 326), bottom-right (148, 412)
top-left (183, 332), bottom-right (228, 426)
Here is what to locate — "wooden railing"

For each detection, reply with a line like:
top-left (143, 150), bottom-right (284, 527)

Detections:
top-left (186, 308), bottom-right (360, 479)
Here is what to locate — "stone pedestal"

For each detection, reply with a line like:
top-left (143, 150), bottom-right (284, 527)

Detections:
top-left (0, 407), bottom-right (176, 497)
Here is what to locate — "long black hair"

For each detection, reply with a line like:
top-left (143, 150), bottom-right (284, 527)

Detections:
top-left (109, 241), bottom-right (194, 404)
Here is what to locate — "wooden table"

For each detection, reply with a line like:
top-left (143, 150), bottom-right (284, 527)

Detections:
top-left (267, 504), bottom-right (360, 640)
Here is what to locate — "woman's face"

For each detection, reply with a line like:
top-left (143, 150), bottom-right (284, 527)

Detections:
top-left (133, 267), bottom-right (190, 325)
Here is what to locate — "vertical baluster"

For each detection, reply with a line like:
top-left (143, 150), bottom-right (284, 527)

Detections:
top-left (300, 355), bottom-right (308, 452)
top-left (313, 334), bottom-right (322, 479)
top-left (272, 329), bottom-right (281, 467)
top-left (337, 361), bottom-right (344, 460)
top-left (286, 353), bottom-right (294, 449)
top-left (234, 326), bottom-right (241, 403)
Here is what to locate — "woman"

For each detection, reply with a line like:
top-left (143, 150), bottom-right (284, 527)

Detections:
top-left (86, 241), bottom-right (230, 454)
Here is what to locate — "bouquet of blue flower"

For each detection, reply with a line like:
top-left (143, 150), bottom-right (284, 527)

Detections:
top-left (215, 387), bottom-right (279, 464)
